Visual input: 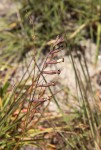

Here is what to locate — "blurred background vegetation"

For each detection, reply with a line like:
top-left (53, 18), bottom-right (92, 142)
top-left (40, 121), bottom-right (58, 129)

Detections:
top-left (0, 0), bottom-right (101, 64)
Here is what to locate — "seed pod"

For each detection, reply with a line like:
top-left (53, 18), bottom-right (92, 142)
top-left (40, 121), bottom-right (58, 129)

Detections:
top-left (31, 98), bottom-right (46, 103)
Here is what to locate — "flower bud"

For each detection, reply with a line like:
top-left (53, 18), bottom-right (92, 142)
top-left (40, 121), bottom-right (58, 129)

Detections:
top-left (42, 69), bottom-right (61, 75)
top-left (46, 58), bottom-right (64, 65)
top-left (37, 82), bottom-right (56, 87)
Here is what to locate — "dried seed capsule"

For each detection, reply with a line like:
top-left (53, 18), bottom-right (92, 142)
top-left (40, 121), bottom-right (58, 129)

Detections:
top-left (31, 98), bottom-right (46, 103)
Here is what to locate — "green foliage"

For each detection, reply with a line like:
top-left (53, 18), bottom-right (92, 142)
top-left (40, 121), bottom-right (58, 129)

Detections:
top-left (0, 0), bottom-right (101, 63)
